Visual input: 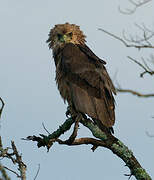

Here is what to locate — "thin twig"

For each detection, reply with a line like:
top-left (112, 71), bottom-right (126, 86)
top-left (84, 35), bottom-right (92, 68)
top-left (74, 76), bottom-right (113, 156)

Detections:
top-left (116, 88), bottom-right (154, 97)
top-left (4, 166), bottom-right (20, 178)
top-left (11, 141), bottom-right (27, 180)
top-left (122, 24), bottom-right (154, 45)
top-left (25, 115), bottom-right (152, 180)
top-left (0, 164), bottom-right (11, 180)
top-left (128, 56), bottom-right (154, 77)
top-left (0, 138), bottom-right (27, 179)
top-left (42, 123), bottom-right (50, 135)
top-left (0, 97), bottom-right (5, 119)
top-left (23, 117), bottom-right (75, 151)
top-left (98, 28), bottom-right (154, 49)
top-left (145, 131), bottom-right (154, 137)
top-left (118, 0), bottom-right (152, 15)
top-left (33, 164), bottom-right (40, 180)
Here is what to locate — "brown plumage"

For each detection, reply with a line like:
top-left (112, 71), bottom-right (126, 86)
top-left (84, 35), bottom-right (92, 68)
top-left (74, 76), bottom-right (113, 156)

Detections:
top-left (47, 23), bottom-right (116, 130)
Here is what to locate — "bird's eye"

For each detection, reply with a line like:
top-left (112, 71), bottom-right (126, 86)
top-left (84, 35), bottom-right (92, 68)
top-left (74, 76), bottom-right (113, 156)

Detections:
top-left (68, 32), bottom-right (73, 38)
top-left (57, 33), bottom-right (62, 40)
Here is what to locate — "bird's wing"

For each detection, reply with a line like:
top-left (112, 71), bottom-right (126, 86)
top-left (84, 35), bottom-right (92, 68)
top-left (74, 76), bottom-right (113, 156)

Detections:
top-left (61, 43), bottom-right (115, 127)
top-left (78, 44), bottom-right (106, 65)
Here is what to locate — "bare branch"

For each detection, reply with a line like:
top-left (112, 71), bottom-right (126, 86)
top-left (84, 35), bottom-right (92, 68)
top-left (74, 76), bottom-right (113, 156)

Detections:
top-left (25, 115), bottom-right (152, 180)
top-left (33, 164), bottom-right (40, 180)
top-left (128, 56), bottom-right (154, 77)
top-left (11, 141), bottom-right (27, 180)
top-left (0, 164), bottom-right (11, 180)
top-left (123, 24), bottom-right (154, 46)
top-left (145, 131), bottom-right (154, 137)
top-left (22, 117), bottom-right (75, 151)
top-left (3, 166), bottom-right (20, 178)
top-left (98, 28), bottom-right (132, 47)
top-left (98, 27), bottom-right (154, 50)
top-left (114, 56), bottom-right (154, 98)
top-left (55, 137), bottom-right (106, 152)
top-left (118, 0), bottom-right (152, 15)
top-left (0, 137), bottom-right (27, 180)
top-left (116, 88), bottom-right (154, 97)
top-left (42, 123), bottom-right (50, 135)
top-left (0, 97), bottom-right (5, 119)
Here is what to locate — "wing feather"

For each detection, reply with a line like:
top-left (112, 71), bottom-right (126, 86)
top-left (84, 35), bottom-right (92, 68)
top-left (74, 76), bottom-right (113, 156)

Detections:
top-left (61, 43), bottom-right (115, 127)
top-left (78, 44), bottom-right (106, 65)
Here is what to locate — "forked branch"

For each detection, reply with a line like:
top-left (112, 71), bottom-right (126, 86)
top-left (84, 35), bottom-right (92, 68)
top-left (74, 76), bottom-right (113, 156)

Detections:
top-left (0, 98), bottom-right (27, 180)
top-left (98, 25), bottom-right (154, 49)
top-left (116, 88), bottom-right (154, 97)
top-left (128, 56), bottom-right (154, 77)
top-left (118, 0), bottom-right (152, 15)
top-left (0, 138), bottom-right (27, 180)
top-left (25, 115), bottom-right (152, 180)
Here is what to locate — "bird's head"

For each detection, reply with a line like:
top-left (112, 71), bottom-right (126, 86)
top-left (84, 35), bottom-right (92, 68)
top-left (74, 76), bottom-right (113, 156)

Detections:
top-left (46, 23), bottom-right (86, 50)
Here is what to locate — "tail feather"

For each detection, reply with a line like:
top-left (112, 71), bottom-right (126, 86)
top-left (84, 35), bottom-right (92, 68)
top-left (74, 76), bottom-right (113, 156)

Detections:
top-left (93, 118), bottom-right (114, 134)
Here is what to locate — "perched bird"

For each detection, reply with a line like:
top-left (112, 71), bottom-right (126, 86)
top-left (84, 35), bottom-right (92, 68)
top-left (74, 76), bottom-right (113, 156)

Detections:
top-left (47, 23), bottom-right (116, 133)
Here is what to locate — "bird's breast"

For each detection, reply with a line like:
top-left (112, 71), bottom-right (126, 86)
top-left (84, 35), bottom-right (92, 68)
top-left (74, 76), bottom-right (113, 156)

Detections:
top-left (55, 61), bottom-right (71, 103)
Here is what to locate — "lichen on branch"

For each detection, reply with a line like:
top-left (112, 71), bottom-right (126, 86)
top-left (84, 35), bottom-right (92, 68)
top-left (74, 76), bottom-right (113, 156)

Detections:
top-left (25, 114), bottom-right (152, 180)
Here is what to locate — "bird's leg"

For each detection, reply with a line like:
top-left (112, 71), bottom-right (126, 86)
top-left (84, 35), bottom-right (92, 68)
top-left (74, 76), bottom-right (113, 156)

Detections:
top-left (65, 104), bottom-right (85, 144)
top-left (62, 113), bottom-right (82, 145)
top-left (65, 105), bottom-right (78, 118)
top-left (65, 106), bottom-right (71, 117)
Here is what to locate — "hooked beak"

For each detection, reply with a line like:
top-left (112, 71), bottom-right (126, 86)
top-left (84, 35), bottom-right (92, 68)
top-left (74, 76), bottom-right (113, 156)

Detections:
top-left (59, 34), bottom-right (71, 43)
top-left (59, 34), bottom-right (70, 43)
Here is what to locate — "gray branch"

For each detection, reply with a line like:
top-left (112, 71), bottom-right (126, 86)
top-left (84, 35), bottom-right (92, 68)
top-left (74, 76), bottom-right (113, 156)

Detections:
top-left (98, 27), bottom-right (154, 49)
top-left (25, 115), bottom-right (152, 180)
top-left (118, 0), bottom-right (152, 15)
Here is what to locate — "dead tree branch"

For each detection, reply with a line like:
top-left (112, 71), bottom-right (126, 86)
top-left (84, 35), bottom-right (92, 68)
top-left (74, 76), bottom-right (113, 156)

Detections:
top-left (0, 97), bottom-right (5, 119)
top-left (116, 88), bottom-right (154, 97)
top-left (128, 56), bottom-right (154, 77)
top-left (0, 137), bottom-right (27, 180)
top-left (11, 141), bottom-right (26, 180)
top-left (23, 117), bottom-right (75, 150)
top-left (25, 115), bottom-right (152, 180)
top-left (0, 164), bottom-right (11, 180)
top-left (99, 26), bottom-right (154, 98)
top-left (145, 131), bottom-right (154, 137)
top-left (0, 98), bottom-right (27, 179)
top-left (115, 74), bottom-right (154, 97)
top-left (118, 0), bottom-right (152, 15)
top-left (3, 166), bottom-right (20, 178)
top-left (98, 26), bottom-right (154, 50)
top-left (33, 164), bottom-right (40, 180)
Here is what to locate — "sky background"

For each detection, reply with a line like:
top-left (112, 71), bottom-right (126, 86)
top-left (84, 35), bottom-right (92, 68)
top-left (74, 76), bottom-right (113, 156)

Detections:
top-left (0, 0), bottom-right (154, 179)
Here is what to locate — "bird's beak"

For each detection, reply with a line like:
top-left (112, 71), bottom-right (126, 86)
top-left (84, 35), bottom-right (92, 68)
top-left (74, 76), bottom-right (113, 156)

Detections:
top-left (59, 34), bottom-right (69, 43)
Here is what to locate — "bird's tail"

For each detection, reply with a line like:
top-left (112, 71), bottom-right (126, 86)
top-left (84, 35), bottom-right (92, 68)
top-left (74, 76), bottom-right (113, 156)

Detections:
top-left (92, 118), bottom-right (114, 134)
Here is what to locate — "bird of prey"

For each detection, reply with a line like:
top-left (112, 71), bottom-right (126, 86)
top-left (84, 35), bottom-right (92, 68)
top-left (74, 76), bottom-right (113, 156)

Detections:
top-left (47, 23), bottom-right (116, 132)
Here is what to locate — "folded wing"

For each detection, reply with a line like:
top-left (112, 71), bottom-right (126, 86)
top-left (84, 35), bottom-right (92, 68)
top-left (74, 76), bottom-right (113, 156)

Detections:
top-left (61, 43), bottom-right (115, 127)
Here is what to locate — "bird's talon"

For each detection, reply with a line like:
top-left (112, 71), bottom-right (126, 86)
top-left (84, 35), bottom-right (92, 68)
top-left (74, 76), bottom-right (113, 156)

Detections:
top-left (65, 110), bottom-right (71, 117)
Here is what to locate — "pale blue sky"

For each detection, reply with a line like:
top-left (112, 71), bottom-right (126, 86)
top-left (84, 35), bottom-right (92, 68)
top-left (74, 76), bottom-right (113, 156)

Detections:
top-left (0, 0), bottom-right (154, 179)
